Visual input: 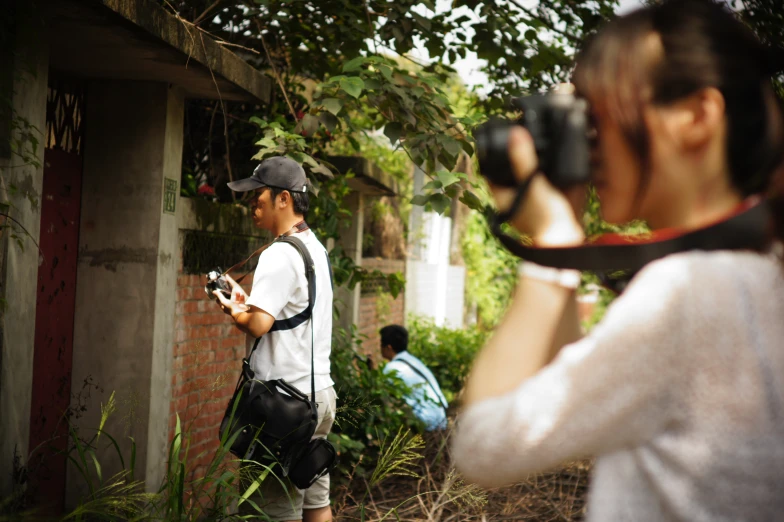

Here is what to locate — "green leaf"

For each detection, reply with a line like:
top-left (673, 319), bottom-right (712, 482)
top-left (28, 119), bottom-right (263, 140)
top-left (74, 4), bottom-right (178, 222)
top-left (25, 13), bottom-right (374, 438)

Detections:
top-left (411, 194), bottom-right (429, 206)
top-left (327, 74), bottom-right (347, 84)
top-left (429, 193), bottom-right (451, 214)
top-left (384, 122), bottom-right (404, 145)
top-left (379, 65), bottom-right (394, 82)
top-left (459, 190), bottom-right (484, 211)
top-left (319, 97), bottom-right (344, 116)
top-left (422, 180), bottom-right (442, 191)
top-left (387, 272), bottom-right (406, 299)
top-left (339, 77), bottom-right (365, 99)
top-left (255, 137), bottom-right (277, 148)
top-left (412, 12), bottom-right (431, 31)
top-left (438, 135), bottom-right (463, 159)
top-left (311, 162), bottom-right (334, 179)
top-left (342, 56), bottom-right (366, 72)
top-left (88, 450), bottom-right (102, 483)
top-left (363, 78), bottom-right (382, 90)
top-left (436, 170), bottom-right (461, 188)
top-left (238, 467), bottom-right (270, 505)
top-left (248, 116), bottom-right (268, 128)
top-left (299, 113), bottom-right (320, 136)
top-left (319, 112), bottom-right (340, 132)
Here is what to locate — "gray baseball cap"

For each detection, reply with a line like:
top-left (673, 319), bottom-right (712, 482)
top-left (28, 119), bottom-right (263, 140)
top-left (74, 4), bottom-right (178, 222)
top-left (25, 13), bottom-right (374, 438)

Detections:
top-left (227, 156), bottom-right (308, 193)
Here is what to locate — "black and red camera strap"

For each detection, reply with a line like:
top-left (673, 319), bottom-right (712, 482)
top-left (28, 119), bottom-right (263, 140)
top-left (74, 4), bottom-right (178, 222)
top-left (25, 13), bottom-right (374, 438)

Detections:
top-left (492, 189), bottom-right (775, 291)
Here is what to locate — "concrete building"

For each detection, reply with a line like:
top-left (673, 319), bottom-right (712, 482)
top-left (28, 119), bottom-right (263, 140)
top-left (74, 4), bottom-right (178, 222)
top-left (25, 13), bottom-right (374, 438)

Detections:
top-left (405, 164), bottom-right (467, 328)
top-left (0, 0), bottom-right (271, 510)
top-left (1, 0), bottom-right (407, 512)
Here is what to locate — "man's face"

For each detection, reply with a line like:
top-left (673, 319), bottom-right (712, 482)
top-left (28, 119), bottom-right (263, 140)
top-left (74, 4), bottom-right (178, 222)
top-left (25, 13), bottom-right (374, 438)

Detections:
top-left (247, 188), bottom-right (276, 231)
top-left (380, 343), bottom-right (395, 361)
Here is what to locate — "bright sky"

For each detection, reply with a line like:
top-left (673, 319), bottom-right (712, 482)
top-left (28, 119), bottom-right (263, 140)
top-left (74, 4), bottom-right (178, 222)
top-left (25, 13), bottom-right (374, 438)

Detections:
top-left (404, 0), bottom-right (646, 92)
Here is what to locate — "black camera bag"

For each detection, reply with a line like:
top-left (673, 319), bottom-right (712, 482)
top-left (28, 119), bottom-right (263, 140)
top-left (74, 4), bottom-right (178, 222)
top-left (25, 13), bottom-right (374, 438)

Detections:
top-left (219, 235), bottom-right (336, 482)
top-left (287, 438), bottom-right (338, 489)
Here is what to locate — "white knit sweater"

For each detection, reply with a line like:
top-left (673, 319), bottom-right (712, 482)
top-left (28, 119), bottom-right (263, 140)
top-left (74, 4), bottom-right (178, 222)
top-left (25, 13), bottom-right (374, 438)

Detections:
top-left (453, 247), bottom-right (784, 521)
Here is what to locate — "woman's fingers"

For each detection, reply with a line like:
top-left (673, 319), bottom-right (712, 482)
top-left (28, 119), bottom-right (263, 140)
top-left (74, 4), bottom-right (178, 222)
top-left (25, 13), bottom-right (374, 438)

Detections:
top-left (508, 126), bottom-right (538, 183)
top-left (489, 126), bottom-right (585, 246)
top-left (488, 127), bottom-right (539, 215)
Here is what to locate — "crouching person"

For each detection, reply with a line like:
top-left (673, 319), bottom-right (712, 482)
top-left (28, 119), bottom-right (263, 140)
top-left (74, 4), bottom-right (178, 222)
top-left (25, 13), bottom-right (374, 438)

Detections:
top-left (380, 325), bottom-right (448, 431)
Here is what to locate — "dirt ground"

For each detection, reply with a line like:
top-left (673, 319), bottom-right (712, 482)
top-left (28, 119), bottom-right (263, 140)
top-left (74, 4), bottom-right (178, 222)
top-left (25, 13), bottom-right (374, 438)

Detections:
top-left (332, 431), bottom-right (591, 521)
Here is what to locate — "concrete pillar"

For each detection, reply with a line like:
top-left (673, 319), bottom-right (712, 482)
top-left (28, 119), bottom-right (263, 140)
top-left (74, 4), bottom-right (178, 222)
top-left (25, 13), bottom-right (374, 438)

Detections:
top-left (407, 164), bottom-right (426, 262)
top-left (334, 191), bottom-right (363, 333)
top-left (67, 81), bottom-right (183, 502)
top-left (0, 2), bottom-right (48, 496)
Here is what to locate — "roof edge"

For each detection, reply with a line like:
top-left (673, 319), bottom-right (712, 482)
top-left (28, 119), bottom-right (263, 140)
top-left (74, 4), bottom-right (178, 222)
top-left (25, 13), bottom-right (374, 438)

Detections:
top-left (98, 0), bottom-right (272, 103)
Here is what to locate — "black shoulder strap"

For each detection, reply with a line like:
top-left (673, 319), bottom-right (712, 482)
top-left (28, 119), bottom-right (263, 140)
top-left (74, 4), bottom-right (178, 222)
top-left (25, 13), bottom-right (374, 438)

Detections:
top-left (393, 357), bottom-right (448, 412)
top-left (268, 236), bottom-right (316, 332)
top-left (248, 235), bottom-right (318, 402)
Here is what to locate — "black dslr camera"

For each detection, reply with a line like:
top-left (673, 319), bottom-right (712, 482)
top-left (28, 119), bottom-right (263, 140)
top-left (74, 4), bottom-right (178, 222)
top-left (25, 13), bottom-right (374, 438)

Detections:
top-left (474, 92), bottom-right (592, 189)
top-left (205, 267), bottom-right (232, 300)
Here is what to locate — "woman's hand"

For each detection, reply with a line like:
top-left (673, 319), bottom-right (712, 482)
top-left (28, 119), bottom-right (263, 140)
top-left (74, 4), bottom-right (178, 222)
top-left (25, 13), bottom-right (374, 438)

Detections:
top-left (490, 127), bottom-right (586, 247)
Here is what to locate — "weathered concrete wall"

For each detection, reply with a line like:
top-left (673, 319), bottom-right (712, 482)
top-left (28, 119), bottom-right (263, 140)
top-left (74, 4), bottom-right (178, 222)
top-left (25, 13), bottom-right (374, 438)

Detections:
top-left (145, 85), bottom-right (184, 489)
top-left (0, 3), bottom-right (48, 496)
top-left (68, 81), bottom-right (183, 502)
top-left (335, 191), bottom-right (364, 333)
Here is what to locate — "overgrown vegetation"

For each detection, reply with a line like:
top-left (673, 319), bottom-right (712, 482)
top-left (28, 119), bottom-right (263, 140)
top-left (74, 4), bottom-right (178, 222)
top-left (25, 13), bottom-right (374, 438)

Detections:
top-left (407, 316), bottom-right (488, 404)
top-left (3, 319), bottom-right (485, 520)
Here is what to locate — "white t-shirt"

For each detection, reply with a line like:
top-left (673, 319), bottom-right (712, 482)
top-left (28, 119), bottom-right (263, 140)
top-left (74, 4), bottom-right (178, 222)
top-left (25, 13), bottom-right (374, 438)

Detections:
top-left (453, 246), bottom-right (784, 522)
top-left (245, 229), bottom-right (334, 394)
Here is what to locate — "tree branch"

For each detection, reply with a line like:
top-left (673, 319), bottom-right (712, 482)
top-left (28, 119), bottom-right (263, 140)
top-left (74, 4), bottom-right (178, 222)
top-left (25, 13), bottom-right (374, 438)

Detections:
top-left (247, 12), bottom-right (298, 121)
top-left (193, 0), bottom-right (224, 26)
top-left (504, 0), bottom-right (581, 44)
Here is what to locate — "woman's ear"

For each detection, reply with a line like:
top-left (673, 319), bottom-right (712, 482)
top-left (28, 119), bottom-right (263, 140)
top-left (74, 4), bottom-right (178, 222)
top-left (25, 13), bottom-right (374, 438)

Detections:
top-left (675, 87), bottom-right (726, 150)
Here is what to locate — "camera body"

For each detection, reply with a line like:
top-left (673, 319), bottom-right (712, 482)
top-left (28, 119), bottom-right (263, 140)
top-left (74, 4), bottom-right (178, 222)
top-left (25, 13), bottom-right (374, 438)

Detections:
top-left (474, 93), bottom-right (592, 189)
top-left (205, 267), bottom-right (232, 300)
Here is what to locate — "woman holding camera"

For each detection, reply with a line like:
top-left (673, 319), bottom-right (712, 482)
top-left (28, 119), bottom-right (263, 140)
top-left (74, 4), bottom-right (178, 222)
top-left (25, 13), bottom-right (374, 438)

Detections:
top-left (452, 1), bottom-right (784, 520)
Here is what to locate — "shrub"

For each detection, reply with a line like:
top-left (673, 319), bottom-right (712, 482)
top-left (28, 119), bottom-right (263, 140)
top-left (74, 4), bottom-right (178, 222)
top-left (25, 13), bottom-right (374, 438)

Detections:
top-left (328, 327), bottom-right (424, 482)
top-left (406, 316), bottom-right (488, 405)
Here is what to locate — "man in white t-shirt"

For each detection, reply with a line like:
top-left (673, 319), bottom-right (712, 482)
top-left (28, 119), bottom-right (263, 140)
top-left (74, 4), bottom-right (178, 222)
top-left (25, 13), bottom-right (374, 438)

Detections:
top-left (213, 156), bottom-right (335, 522)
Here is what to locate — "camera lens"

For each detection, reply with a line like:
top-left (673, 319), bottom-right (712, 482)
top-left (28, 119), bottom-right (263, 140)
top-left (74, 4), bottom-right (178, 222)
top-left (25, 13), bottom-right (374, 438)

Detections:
top-left (475, 119), bottom-right (517, 188)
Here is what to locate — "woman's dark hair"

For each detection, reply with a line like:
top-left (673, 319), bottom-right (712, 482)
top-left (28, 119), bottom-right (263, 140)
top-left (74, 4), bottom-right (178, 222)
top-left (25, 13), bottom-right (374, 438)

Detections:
top-left (268, 186), bottom-right (310, 216)
top-left (380, 325), bottom-right (408, 354)
top-left (573, 0), bottom-right (784, 216)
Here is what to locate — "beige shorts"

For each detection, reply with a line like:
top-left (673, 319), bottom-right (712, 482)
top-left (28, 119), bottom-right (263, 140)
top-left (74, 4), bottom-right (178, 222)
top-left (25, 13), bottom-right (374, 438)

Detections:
top-left (239, 386), bottom-right (337, 521)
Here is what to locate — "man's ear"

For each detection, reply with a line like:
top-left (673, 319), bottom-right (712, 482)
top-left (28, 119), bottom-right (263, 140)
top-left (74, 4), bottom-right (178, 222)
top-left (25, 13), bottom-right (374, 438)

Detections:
top-left (278, 190), bottom-right (291, 208)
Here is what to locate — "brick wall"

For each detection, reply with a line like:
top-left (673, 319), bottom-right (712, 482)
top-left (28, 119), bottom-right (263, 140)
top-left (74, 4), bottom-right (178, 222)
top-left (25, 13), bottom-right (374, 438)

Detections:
top-left (170, 269), bottom-right (249, 479)
top-left (357, 258), bottom-right (406, 358)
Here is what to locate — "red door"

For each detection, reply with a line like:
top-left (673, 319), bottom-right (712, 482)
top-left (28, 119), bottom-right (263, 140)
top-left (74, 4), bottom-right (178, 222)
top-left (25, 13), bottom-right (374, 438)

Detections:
top-left (28, 148), bottom-right (83, 513)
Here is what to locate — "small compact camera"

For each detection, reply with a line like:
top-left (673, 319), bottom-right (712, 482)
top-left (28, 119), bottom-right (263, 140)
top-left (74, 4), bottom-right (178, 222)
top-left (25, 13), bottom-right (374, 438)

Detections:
top-left (205, 267), bottom-right (232, 300)
top-left (474, 92), bottom-right (592, 189)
